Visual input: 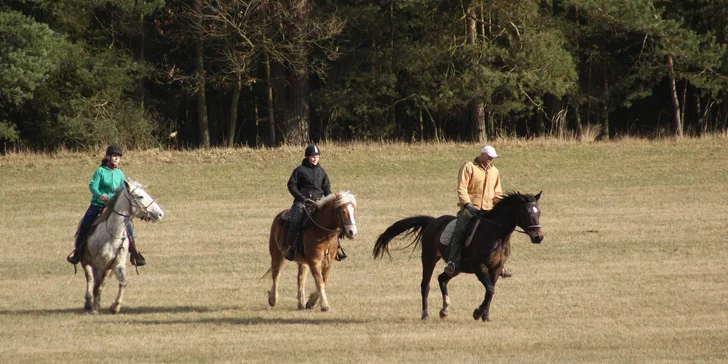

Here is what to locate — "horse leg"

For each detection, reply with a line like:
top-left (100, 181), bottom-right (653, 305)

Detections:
top-left (91, 269), bottom-right (110, 314)
top-left (318, 262), bottom-right (335, 312)
top-left (83, 264), bottom-right (94, 311)
top-left (110, 264), bottom-right (127, 314)
top-left (420, 254), bottom-right (439, 320)
top-left (297, 263), bottom-right (309, 310)
top-left (473, 265), bottom-right (497, 322)
top-left (267, 254), bottom-right (285, 307)
top-left (437, 272), bottom-right (456, 319)
top-left (307, 263), bottom-right (328, 312)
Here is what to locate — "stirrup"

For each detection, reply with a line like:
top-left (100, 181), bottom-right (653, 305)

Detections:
top-left (444, 261), bottom-right (456, 276)
top-left (335, 246), bottom-right (348, 261)
top-left (131, 251), bottom-right (146, 266)
top-left (284, 247), bottom-right (296, 261)
top-left (66, 251), bottom-right (80, 265)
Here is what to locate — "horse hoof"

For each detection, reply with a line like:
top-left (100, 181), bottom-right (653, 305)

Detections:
top-left (84, 304), bottom-right (93, 311)
top-left (321, 306), bottom-right (329, 313)
top-left (110, 304), bottom-right (120, 314)
top-left (267, 291), bottom-right (277, 307)
top-left (473, 309), bottom-right (481, 320)
top-left (421, 312), bottom-right (429, 320)
top-left (439, 309), bottom-right (448, 319)
top-left (482, 315), bottom-right (489, 322)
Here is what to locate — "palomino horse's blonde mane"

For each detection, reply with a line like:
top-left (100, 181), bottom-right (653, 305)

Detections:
top-left (317, 191), bottom-right (357, 209)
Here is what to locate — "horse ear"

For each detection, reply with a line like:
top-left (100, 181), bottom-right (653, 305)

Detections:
top-left (535, 191), bottom-right (542, 201)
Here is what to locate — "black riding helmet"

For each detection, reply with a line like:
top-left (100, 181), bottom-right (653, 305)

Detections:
top-left (106, 145), bottom-right (123, 156)
top-left (304, 144), bottom-right (320, 157)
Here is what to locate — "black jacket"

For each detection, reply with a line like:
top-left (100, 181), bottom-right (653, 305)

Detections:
top-left (287, 159), bottom-right (332, 202)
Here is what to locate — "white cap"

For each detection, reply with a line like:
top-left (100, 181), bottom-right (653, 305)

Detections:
top-left (480, 145), bottom-right (498, 158)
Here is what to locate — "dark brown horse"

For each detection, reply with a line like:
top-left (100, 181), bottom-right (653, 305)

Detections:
top-left (266, 191), bottom-right (357, 312)
top-left (373, 192), bottom-right (543, 321)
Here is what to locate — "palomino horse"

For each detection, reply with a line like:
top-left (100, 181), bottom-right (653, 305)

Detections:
top-left (373, 192), bottom-right (543, 321)
top-left (266, 191), bottom-right (357, 312)
top-left (80, 179), bottom-right (164, 314)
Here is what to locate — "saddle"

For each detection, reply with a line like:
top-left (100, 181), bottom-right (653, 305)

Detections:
top-left (440, 216), bottom-right (482, 248)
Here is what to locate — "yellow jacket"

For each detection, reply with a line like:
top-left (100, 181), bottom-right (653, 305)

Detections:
top-left (457, 157), bottom-right (502, 210)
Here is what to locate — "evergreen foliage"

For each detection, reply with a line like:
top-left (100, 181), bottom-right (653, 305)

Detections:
top-left (1, 0), bottom-right (728, 150)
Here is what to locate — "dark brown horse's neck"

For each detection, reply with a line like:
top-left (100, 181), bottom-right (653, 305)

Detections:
top-left (478, 208), bottom-right (518, 246)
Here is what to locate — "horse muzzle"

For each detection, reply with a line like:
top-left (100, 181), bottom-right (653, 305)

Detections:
top-left (144, 210), bottom-right (164, 222)
top-left (529, 230), bottom-right (543, 244)
top-left (344, 224), bottom-right (357, 239)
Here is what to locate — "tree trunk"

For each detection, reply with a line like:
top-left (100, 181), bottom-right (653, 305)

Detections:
top-left (136, 1), bottom-right (145, 111)
top-left (194, 0), bottom-right (210, 148)
top-left (602, 76), bottom-right (609, 140)
top-left (285, 70), bottom-right (309, 145)
top-left (284, 0), bottom-right (310, 145)
top-left (467, 6), bottom-right (485, 142)
top-left (264, 50), bottom-right (276, 146)
top-left (665, 55), bottom-right (683, 138)
top-left (194, 34), bottom-right (210, 147)
top-left (227, 74), bottom-right (242, 148)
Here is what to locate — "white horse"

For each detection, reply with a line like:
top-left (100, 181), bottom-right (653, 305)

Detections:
top-left (80, 179), bottom-right (164, 314)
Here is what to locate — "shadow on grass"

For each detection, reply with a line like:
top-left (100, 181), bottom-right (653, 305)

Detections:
top-left (0, 305), bottom-right (369, 325)
top-left (0, 305), bottom-right (230, 316)
top-left (132, 316), bottom-right (367, 326)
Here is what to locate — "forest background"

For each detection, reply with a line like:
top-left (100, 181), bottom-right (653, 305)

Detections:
top-left (2, 0), bottom-right (728, 152)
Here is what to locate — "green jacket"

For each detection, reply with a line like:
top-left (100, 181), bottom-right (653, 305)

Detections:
top-left (89, 165), bottom-right (126, 207)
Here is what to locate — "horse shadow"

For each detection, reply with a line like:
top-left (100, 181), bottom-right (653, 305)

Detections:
top-left (0, 305), bottom-right (367, 326)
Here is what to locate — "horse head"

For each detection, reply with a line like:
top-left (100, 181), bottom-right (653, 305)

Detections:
top-left (124, 179), bottom-right (164, 222)
top-left (515, 191), bottom-right (543, 244)
top-left (316, 191), bottom-right (357, 238)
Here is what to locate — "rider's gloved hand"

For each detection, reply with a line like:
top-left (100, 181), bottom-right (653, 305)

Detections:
top-left (465, 203), bottom-right (479, 215)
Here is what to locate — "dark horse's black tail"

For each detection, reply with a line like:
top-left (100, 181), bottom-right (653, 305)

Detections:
top-left (373, 215), bottom-right (435, 259)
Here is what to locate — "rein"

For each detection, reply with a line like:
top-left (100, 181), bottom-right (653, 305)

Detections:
top-left (303, 202), bottom-right (354, 233)
top-left (477, 202), bottom-right (540, 235)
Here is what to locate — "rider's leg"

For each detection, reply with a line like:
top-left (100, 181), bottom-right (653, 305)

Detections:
top-left (284, 202), bottom-right (305, 261)
top-left (126, 223), bottom-right (146, 266)
top-left (444, 207), bottom-right (473, 275)
top-left (68, 204), bottom-right (102, 264)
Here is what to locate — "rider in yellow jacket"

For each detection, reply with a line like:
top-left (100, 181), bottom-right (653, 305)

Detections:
top-left (444, 145), bottom-right (502, 276)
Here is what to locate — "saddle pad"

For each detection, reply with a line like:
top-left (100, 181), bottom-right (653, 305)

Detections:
top-left (280, 209), bottom-right (290, 222)
top-left (440, 220), bottom-right (457, 246)
top-left (440, 218), bottom-right (481, 248)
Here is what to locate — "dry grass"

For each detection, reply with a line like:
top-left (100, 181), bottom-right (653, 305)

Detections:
top-left (1, 139), bottom-right (728, 363)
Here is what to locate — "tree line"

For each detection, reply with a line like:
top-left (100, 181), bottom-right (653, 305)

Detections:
top-left (2, 0), bottom-right (727, 151)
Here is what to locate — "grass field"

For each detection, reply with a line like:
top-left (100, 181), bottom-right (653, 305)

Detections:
top-left (1, 138), bottom-right (727, 363)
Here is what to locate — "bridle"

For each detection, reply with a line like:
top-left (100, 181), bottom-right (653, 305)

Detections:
top-left (303, 201), bottom-right (356, 234)
top-left (478, 201), bottom-right (540, 235)
top-left (111, 186), bottom-right (156, 221)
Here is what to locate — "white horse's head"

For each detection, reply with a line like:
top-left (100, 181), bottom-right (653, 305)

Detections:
top-left (124, 179), bottom-right (164, 222)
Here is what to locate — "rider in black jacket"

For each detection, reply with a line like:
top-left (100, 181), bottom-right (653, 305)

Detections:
top-left (285, 145), bottom-right (347, 261)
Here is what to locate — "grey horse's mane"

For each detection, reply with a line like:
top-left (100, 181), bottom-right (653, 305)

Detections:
top-left (93, 188), bottom-right (124, 225)
top-left (92, 180), bottom-right (145, 225)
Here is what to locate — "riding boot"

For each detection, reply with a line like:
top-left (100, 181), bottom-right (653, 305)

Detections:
top-left (126, 222), bottom-right (146, 266)
top-left (335, 243), bottom-right (348, 261)
top-left (500, 268), bottom-right (512, 278)
top-left (67, 205), bottom-right (101, 265)
top-left (128, 238), bottom-right (146, 266)
top-left (284, 203), bottom-right (305, 261)
top-left (285, 227), bottom-right (299, 261)
top-left (444, 208), bottom-right (472, 276)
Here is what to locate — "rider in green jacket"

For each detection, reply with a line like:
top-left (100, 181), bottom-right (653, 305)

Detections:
top-left (66, 145), bottom-right (145, 266)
